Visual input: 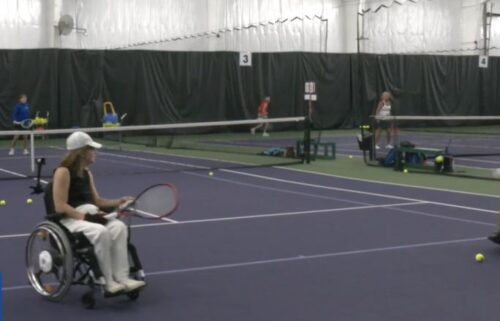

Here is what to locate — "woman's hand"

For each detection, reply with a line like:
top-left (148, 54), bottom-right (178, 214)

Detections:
top-left (119, 196), bottom-right (134, 203)
top-left (83, 212), bottom-right (109, 225)
top-left (118, 196), bottom-right (135, 209)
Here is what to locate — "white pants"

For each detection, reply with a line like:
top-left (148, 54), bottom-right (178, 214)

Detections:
top-left (60, 204), bottom-right (130, 284)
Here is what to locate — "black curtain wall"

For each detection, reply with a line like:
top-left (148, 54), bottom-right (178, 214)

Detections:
top-left (1, 49), bottom-right (499, 130)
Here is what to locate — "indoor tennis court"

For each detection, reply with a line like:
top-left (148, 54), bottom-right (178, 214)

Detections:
top-left (1, 148), bottom-right (500, 321)
top-left (2, 1), bottom-right (500, 321)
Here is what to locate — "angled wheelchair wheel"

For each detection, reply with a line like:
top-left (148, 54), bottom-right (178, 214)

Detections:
top-left (26, 221), bottom-right (74, 301)
top-left (81, 291), bottom-right (96, 309)
top-left (127, 290), bottom-right (140, 301)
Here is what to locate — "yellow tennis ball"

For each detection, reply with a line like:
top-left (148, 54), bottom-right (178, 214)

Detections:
top-left (0, 200), bottom-right (5, 206)
top-left (26, 198), bottom-right (33, 205)
top-left (435, 155), bottom-right (444, 164)
top-left (403, 169), bottom-right (408, 173)
top-left (208, 171), bottom-right (214, 176)
top-left (475, 253), bottom-right (485, 263)
top-left (348, 155), bottom-right (353, 159)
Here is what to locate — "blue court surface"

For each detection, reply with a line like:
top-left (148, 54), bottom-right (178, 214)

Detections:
top-left (1, 149), bottom-right (500, 321)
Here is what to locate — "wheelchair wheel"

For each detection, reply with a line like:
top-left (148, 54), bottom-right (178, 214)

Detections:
top-left (127, 290), bottom-right (140, 301)
top-left (26, 221), bottom-right (74, 301)
top-left (81, 291), bottom-right (96, 309)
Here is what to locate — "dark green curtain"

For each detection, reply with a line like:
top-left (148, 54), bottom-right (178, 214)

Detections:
top-left (1, 50), bottom-right (499, 130)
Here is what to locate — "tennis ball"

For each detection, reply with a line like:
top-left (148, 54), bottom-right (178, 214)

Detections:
top-left (0, 200), bottom-right (6, 206)
top-left (208, 171), bottom-right (214, 176)
top-left (348, 155), bottom-right (353, 159)
top-left (475, 253), bottom-right (485, 263)
top-left (26, 198), bottom-right (33, 205)
top-left (37, 231), bottom-right (47, 241)
top-left (435, 155), bottom-right (444, 164)
top-left (403, 169), bottom-right (408, 173)
top-left (492, 168), bottom-right (500, 179)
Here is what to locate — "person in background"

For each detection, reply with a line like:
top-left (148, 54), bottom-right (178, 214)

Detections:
top-left (374, 91), bottom-right (394, 150)
top-left (9, 94), bottom-right (30, 156)
top-left (250, 96), bottom-right (271, 137)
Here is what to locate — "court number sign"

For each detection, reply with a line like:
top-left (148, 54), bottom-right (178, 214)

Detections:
top-left (479, 55), bottom-right (489, 68)
top-left (239, 52), bottom-right (252, 67)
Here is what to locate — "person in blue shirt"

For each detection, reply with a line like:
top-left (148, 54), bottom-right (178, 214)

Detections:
top-left (9, 94), bottom-right (30, 156)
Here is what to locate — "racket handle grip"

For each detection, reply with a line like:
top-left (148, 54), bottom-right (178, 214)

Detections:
top-left (118, 199), bottom-right (134, 210)
top-left (104, 212), bottom-right (118, 219)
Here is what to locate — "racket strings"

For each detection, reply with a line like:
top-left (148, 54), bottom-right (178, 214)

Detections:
top-left (133, 185), bottom-right (177, 218)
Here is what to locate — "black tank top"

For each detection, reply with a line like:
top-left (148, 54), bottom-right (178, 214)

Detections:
top-left (64, 168), bottom-right (93, 208)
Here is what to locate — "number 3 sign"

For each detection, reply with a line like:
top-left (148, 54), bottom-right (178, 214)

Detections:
top-left (239, 52), bottom-right (252, 67)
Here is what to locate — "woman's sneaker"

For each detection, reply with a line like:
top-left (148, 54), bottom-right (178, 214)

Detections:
top-left (118, 278), bottom-right (146, 292)
top-left (104, 281), bottom-right (126, 296)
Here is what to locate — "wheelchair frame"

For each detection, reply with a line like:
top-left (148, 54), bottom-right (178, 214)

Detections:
top-left (25, 180), bottom-right (145, 309)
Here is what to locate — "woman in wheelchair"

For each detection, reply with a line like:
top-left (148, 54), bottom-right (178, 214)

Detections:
top-left (52, 131), bottom-right (146, 295)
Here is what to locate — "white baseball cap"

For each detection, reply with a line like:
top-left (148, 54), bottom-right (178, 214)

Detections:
top-left (66, 131), bottom-right (102, 151)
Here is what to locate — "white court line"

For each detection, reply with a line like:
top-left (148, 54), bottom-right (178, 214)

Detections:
top-left (2, 235), bottom-right (485, 292)
top-left (186, 171), bottom-right (370, 206)
top-left (278, 164), bottom-right (500, 199)
top-left (76, 148), bottom-right (500, 215)
top-left (0, 202), bottom-right (425, 240)
top-left (221, 169), bottom-right (500, 214)
top-left (134, 209), bottom-right (178, 223)
top-left (132, 200), bottom-right (495, 229)
top-left (84, 152), bottom-right (500, 222)
top-left (0, 149), bottom-right (494, 235)
top-left (132, 201), bottom-right (427, 229)
top-left (0, 200), bottom-right (494, 240)
top-left (80, 150), bottom-right (494, 215)
top-left (0, 168), bottom-right (29, 178)
top-left (67, 144), bottom-right (500, 199)
top-left (0, 233), bottom-right (29, 239)
top-left (0, 167), bottom-right (49, 184)
top-left (387, 205), bottom-right (495, 227)
top-left (95, 153), bottom-right (385, 208)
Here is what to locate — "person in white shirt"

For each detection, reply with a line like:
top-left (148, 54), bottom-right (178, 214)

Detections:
top-left (374, 91), bottom-right (394, 150)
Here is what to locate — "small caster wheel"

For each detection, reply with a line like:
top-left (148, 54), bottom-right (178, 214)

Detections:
top-left (127, 290), bottom-right (140, 301)
top-left (82, 292), bottom-right (96, 309)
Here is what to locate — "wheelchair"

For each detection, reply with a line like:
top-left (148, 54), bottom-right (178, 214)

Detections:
top-left (25, 180), bottom-right (145, 309)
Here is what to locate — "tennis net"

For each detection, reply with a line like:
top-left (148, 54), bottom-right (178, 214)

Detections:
top-left (0, 117), bottom-right (309, 181)
top-left (370, 115), bottom-right (500, 179)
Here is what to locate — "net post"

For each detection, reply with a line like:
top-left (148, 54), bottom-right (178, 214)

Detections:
top-left (30, 131), bottom-right (35, 173)
top-left (303, 116), bottom-right (312, 164)
top-left (303, 81), bottom-right (317, 164)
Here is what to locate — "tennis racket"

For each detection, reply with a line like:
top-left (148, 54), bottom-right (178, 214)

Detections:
top-left (105, 184), bottom-right (179, 220)
top-left (14, 119), bottom-right (33, 129)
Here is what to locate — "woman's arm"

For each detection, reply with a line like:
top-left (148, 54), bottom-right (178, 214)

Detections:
top-left (87, 170), bottom-right (130, 209)
top-left (374, 101), bottom-right (383, 115)
top-left (53, 167), bottom-right (86, 220)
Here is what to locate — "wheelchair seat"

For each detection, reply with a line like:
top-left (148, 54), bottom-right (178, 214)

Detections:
top-left (25, 182), bottom-right (144, 309)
